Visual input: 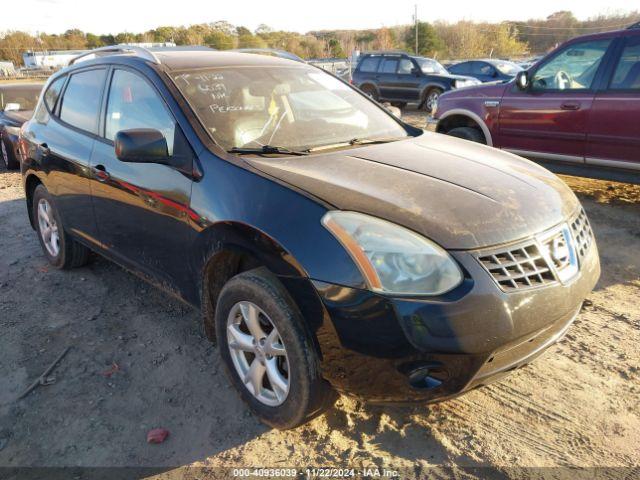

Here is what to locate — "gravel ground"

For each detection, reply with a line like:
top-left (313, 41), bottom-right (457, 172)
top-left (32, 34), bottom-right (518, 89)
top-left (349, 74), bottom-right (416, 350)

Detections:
top-left (0, 118), bottom-right (639, 479)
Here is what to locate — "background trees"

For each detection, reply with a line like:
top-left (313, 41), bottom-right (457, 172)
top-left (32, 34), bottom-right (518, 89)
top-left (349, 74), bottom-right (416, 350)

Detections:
top-left (1, 10), bottom-right (639, 66)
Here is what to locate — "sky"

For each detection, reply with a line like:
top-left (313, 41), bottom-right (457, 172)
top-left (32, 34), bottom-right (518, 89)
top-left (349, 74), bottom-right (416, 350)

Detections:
top-left (2, 0), bottom-right (637, 34)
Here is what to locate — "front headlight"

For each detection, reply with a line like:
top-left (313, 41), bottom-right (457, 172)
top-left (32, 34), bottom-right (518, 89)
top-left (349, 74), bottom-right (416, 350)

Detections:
top-left (322, 211), bottom-right (463, 295)
top-left (454, 79), bottom-right (479, 89)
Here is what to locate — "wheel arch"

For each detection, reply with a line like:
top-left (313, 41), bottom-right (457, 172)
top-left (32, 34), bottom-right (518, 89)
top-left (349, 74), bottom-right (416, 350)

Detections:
top-left (24, 173), bottom-right (44, 229)
top-left (194, 221), bottom-right (324, 345)
top-left (436, 109), bottom-right (493, 146)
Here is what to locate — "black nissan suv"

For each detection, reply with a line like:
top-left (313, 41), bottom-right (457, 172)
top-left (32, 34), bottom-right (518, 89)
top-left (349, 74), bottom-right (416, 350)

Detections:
top-left (20, 45), bottom-right (598, 429)
top-left (351, 52), bottom-right (480, 112)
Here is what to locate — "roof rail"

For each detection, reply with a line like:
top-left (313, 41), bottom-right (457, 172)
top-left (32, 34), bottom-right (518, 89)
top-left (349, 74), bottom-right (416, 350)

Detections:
top-left (628, 21), bottom-right (640, 30)
top-left (361, 50), bottom-right (410, 55)
top-left (69, 45), bottom-right (161, 65)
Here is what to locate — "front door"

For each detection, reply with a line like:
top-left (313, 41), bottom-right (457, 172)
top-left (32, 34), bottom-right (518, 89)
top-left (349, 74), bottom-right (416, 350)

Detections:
top-left (586, 35), bottom-right (640, 171)
top-left (89, 67), bottom-right (194, 291)
top-left (391, 57), bottom-right (422, 102)
top-left (497, 38), bottom-right (613, 163)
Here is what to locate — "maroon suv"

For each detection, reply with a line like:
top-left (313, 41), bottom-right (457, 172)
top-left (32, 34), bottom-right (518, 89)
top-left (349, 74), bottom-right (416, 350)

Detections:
top-left (434, 25), bottom-right (640, 182)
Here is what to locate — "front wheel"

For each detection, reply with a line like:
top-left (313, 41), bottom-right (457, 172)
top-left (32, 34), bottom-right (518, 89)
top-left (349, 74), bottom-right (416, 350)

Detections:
top-left (215, 268), bottom-right (336, 429)
top-left (446, 126), bottom-right (486, 144)
top-left (423, 88), bottom-right (443, 113)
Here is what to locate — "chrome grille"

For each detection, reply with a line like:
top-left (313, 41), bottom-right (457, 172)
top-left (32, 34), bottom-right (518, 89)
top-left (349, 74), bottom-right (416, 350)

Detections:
top-left (478, 243), bottom-right (556, 291)
top-left (570, 208), bottom-right (593, 261)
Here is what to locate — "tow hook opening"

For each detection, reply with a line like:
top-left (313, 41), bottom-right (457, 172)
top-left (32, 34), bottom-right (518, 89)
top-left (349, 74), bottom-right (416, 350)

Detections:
top-left (399, 361), bottom-right (448, 390)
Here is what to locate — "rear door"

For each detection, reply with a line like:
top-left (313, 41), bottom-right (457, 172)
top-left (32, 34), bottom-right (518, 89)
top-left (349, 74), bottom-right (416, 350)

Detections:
top-left (497, 38), bottom-right (613, 163)
top-left (26, 68), bottom-right (107, 245)
top-left (377, 56), bottom-right (400, 100)
top-left (89, 67), bottom-right (195, 290)
top-left (586, 35), bottom-right (640, 171)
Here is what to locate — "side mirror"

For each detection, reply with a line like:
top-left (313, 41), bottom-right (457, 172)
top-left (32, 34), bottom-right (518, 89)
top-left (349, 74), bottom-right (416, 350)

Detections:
top-left (516, 71), bottom-right (530, 90)
top-left (411, 67), bottom-right (421, 76)
top-left (115, 129), bottom-right (169, 164)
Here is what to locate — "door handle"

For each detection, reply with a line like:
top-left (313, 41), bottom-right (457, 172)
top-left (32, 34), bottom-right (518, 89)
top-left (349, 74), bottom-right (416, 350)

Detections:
top-left (93, 164), bottom-right (110, 182)
top-left (37, 143), bottom-right (50, 156)
top-left (560, 102), bottom-right (580, 111)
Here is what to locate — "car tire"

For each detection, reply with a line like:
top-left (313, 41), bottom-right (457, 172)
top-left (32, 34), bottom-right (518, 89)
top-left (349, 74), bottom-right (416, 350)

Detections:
top-left (1, 135), bottom-right (19, 170)
top-left (360, 84), bottom-right (379, 102)
top-left (423, 88), bottom-right (443, 113)
top-left (32, 184), bottom-right (91, 269)
top-left (446, 126), bottom-right (486, 144)
top-left (215, 267), bottom-right (336, 430)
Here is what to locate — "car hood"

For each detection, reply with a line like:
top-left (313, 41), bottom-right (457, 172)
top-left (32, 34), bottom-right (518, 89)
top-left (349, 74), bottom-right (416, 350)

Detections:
top-left (1, 110), bottom-right (32, 126)
top-left (246, 132), bottom-right (580, 250)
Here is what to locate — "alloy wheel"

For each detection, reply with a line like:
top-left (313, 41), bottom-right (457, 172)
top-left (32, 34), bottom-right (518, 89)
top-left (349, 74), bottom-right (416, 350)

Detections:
top-left (426, 91), bottom-right (440, 112)
top-left (226, 301), bottom-right (290, 406)
top-left (37, 198), bottom-right (60, 257)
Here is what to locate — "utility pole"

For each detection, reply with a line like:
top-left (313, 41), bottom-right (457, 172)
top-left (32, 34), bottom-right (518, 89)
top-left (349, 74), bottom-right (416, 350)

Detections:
top-left (414, 4), bottom-right (418, 55)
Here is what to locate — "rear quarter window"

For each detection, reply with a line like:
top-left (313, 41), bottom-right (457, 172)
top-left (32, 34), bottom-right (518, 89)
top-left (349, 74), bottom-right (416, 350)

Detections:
top-left (44, 76), bottom-right (66, 112)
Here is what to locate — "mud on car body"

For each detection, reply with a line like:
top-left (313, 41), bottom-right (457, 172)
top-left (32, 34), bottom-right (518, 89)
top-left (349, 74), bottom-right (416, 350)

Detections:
top-left (20, 45), bottom-right (599, 429)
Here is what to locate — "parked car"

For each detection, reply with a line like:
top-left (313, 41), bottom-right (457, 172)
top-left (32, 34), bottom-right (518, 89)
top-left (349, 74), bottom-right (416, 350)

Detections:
top-left (21, 45), bottom-right (599, 429)
top-left (434, 26), bottom-right (640, 182)
top-left (352, 52), bottom-right (480, 111)
top-left (0, 82), bottom-right (43, 169)
top-left (448, 59), bottom-right (523, 83)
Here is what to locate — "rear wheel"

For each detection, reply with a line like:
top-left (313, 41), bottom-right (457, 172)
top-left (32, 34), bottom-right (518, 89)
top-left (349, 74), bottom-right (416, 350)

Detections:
top-left (360, 84), bottom-right (379, 102)
top-left (1, 135), bottom-right (19, 170)
top-left (446, 126), bottom-right (486, 144)
top-left (215, 268), bottom-right (336, 429)
top-left (32, 184), bottom-right (91, 269)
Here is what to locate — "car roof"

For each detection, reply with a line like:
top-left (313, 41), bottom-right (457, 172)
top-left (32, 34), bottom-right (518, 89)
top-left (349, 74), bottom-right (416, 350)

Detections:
top-left (68, 49), bottom-right (306, 72)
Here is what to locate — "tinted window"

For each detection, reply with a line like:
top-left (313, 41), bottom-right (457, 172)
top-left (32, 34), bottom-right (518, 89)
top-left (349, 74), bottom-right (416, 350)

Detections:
top-left (380, 58), bottom-right (399, 73)
top-left (59, 69), bottom-right (106, 134)
top-left (358, 57), bottom-right (380, 73)
top-left (610, 40), bottom-right (640, 90)
top-left (105, 69), bottom-right (176, 154)
top-left (475, 62), bottom-right (495, 76)
top-left (44, 76), bottom-right (65, 112)
top-left (532, 40), bottom-right (611, 91)
top-left (449, 62), bottom-right (469, 75)
top-left (398, 58), bottom-right (414, 74)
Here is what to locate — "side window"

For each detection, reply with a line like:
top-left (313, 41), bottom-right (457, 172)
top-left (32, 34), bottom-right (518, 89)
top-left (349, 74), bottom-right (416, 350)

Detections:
top-left (532, 40), bottom-right (611, 91)
top-left (475, 63), bottom-right (495, 76)
top-left (105, 69), bottom-right (176, 155)
top-left (449, 63), bottom-right (468, 75)
top-left (609, 39), bottom-right (640, 90)
top-left (398, 58), bottom-right (414, 75)
top-left (44, 75), bottom-right (66, 112)
top-left (59, 69), bottom-right (107, 134)
top-left (358, 57), bottom-right (380, 73)
top-left (380, 58), bottom-right (399, 74)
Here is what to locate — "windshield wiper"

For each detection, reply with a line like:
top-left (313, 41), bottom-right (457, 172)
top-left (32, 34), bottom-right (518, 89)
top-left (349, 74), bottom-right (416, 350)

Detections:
top-left (227, 145), bottom-right (309, 156)
top-left (306, 136), bottom-right (407, 152)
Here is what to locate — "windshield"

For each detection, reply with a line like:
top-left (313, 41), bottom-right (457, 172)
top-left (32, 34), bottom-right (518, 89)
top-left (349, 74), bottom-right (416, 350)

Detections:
top-left (0, 85), bottom-right (42, 111)
top-left (171, 66), bottom-right (409, 152)
top-left (415, 58), bottom-right (448, 75)
top-left (494, 61), bottom-right (523, 76)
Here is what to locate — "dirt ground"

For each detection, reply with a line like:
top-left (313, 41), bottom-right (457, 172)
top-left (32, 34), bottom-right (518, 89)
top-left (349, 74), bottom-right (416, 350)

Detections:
top-left (0, 117), bottom-right (639, 479)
